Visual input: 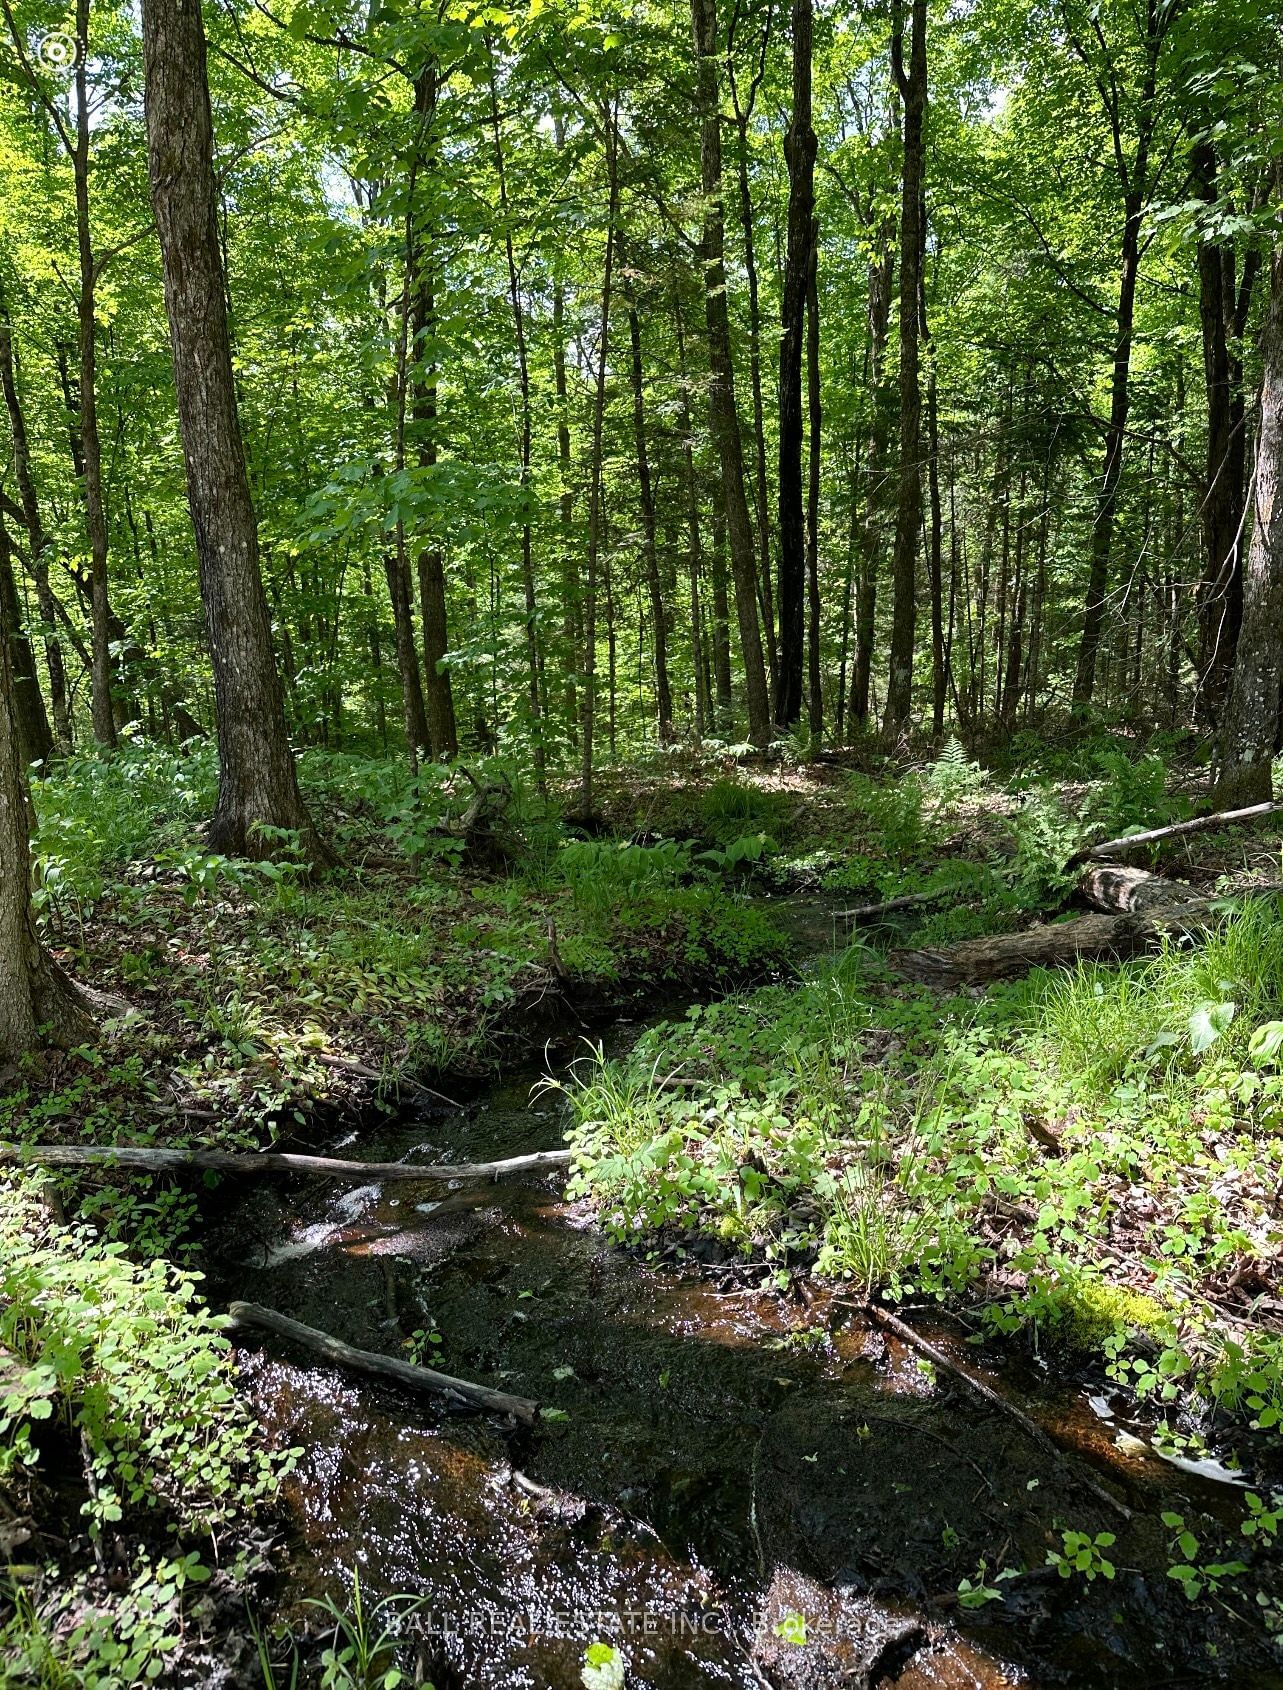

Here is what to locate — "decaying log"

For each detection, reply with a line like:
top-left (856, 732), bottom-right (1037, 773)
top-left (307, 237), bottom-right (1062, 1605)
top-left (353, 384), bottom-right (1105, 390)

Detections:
top-left (227, 1301), bottom-right (537, 1423)
top-left (1076, 864), bottom-right (1197, 914)
top-left (893, 910), bottom-right (1166, 985)
top-left (1072, 800), bottom-right (1283, 865)
top-left (895, 877), bottom-right (1283, 986)
top-left (0, 1141), bottom-right (572, 1185)
top-left (862, 1303), bottom-right (1130, 1520)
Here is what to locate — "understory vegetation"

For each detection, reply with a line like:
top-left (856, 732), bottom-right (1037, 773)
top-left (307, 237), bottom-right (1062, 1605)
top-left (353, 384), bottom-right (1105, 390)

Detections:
top-left (564, 746), bottom-right (1283, 1446)
top-left (4, 732), bottom-right (1283, 1679)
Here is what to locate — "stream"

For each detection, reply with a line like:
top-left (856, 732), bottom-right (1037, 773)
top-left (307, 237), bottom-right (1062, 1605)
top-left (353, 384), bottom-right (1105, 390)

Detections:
top-left (209, 903), bottom-right (1282, 1689)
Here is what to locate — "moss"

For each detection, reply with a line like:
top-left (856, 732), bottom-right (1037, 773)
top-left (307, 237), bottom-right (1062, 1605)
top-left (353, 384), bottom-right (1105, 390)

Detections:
top-left (1054, 1274), bottom-right (1171, 1347)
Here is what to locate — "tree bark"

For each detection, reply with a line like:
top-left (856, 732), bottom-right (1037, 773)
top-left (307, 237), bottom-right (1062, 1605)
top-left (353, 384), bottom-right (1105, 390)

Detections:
top-left (775, 0), bottom-right (816, 728)
top-left (228, 1303), bottom-right (537, 1422)
top-left (1215, 211), bottom-right (1283, 810)
top-left (733, 111), bottom-right (778, 695)
top-left (0, 1141), bottom-right (571, 1185)
top-left (0, 293), bottom-right (72, 754)
top-left (485, 49), bottom-right (537, 768)
top-left (1193, 142), bottom-right (1242, 713)
top-left (674, 284), bottom-right (710, 737)
top-left (921, 251), bottom-right (945, 735)
top-left (72, 0), bottom-right (116, 749)
top-left (622, 248), bottom-right (674, 739)
top-left (0, 521), bottom-right (52, 768)
top-left (578, 104), bottom-right (619, 816)
top-left (691, 0), bottom-right (771, 746)
top-left (726, 0), bottom-right (778, 691)
top-left (0, 594), bottom-right (91, 1062)
top-left (851, 243), bottom-right (894, 728)
top-left (410, 224), bottom-right (460, 760)
top-left (805, 224), bottom-right (823, 739)
top-left (141, 0), bottom-right (330, 866)
top-left (1068, 0), bottom-right (1170, 707)
top-left (881, 0), bottom-right (926, 735)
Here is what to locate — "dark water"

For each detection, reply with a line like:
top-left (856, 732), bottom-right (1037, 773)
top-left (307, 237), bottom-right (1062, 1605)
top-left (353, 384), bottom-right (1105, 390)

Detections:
top-left (210, 912), bottom-right (1282, 1689)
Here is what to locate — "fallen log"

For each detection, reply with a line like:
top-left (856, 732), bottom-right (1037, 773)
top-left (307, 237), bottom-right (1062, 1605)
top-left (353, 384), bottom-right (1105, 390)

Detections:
top-left (1071, 800), bottom-right (1283, 865)
top-left (0, 1142), bottom-right (572, 1185)
top-left (891, 889), bottom-right (1281, 987)
top-left (227, 1301), bottom-right (537, 1423)
top-left (1076, 863), bottom-right (1198, 914)
top-left (893, 911), bottom-right (1162, 985)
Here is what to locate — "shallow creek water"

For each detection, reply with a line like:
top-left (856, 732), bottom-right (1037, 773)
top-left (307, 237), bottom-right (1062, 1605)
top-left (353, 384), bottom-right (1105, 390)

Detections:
top-left (209, 909), bottom-right (1281, 1689)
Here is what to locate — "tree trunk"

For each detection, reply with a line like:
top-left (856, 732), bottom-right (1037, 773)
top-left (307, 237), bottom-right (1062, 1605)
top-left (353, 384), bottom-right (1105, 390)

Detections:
top-left (1193, 141), bottom-right (1257, 723)
top-left (552, 117), bottom-right (580, 751)
top-left (0, 302), bottom-right (72, 755)
top-left (411, 255), bottom-right (460, 761)
top-left (0, 597), bottom-right (91, 1062)
top-left (386, 541), bottom-right (430, 767)
top-left (851, 244), bottom-right (894, 728)
top-left (389, 94), bottom-right (435, 770)
top-left (881, 0), bottom-right (926, 736)
top-left (1073, 197), bottom-right (1141, 707)
top-left (485, 48), bottom-right (537, 769)
top-left (711, 512), bottom-right (733, 726)
top-left (72, 0), bottom-right (116, 749)
top-left (578, 105), bottom-right (619, 816)
top-left (775, 0), bottom-right (816, 728)
top-left (1069, 0), bottom-right (1173, 707)
top-left (1215, 216), bottom-right (1283, 810)
top-left (141, 0), bottom-right (330, 865)
top-left (691, 0), bottom-right (771, 747)
top-left (674, 284), bottom-right (710, 737)
top-left (921, 251), bottom-right (945, 735)
top-left (0, 522), bottom-right (52, 768)
top-left (622, 248), bottom-right (674, 739)
top-left (733, 112), bottom-right (778, 695)
top-left (805, 225), bottom-right (823, 739)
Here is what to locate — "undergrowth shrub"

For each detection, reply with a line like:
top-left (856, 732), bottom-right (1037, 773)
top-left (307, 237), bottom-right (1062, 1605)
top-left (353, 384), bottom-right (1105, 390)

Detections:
top-left (1085, 747), bottom-right (1188, 840)
top-left (921, 737), bottom-right (988, 811)
top-left (0, 1179), bottom-right (288, 1537)
top-left (696, 777), bottom-right (791, 848)
top-left (845, 770), bottom-right (926, 862)
top-left (31, 742), bottom-right (219, 907)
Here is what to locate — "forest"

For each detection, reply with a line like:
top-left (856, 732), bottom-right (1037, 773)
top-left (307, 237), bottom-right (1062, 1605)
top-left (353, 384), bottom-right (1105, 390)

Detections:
top-left (2, 0), bottom-right (1283, 1680)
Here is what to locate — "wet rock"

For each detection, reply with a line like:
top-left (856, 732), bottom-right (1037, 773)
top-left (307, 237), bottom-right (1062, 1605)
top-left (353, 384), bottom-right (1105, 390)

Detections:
top-left (752, 1569), bottom-right (922, 1688)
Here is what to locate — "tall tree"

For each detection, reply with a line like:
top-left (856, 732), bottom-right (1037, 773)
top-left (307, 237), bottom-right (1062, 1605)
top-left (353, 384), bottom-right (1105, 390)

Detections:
top-left (1215, 197), bottom-right (1283, 809)
top-left (775, 0), bottom-right (817, 727)
top-left (691, 0), bottom-right (771, 746)
top-left (1067, 0), bottom-right (1178, 707)
top-left (140, 0), bottom-right (330, 864)
top-left (0, 295), bottom-right (72, 754)
top-left (410, 56), bottom-right (457, 763)
top-left (881, 0), bottom-right (926, 735)
top-left (621, 245), bottom-right (674, 740)
top-left (0, 595), bottom-right (91, 1061)
top-left (578, 100), bottom-right (619, 816)
top-left (0, 518), bottom-right (51, 767)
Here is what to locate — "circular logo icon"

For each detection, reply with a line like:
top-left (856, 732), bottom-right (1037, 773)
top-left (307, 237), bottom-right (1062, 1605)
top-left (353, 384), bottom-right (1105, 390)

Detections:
top-left (36, 28), bottom-right (81, 71)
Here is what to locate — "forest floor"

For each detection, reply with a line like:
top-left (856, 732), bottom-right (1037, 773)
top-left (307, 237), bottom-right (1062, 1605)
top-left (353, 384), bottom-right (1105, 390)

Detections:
top-left (4, 732), bottom-right (1283, 1684)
